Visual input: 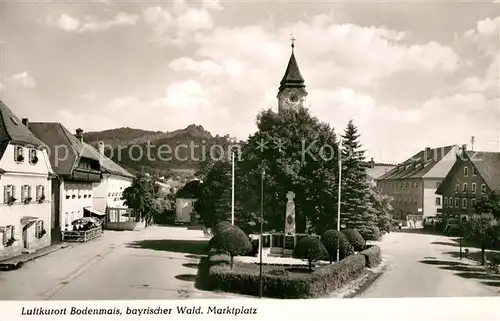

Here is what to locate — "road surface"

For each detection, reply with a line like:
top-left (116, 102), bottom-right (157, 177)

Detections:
top-left (358, 231), bottom-right (500, 298)
top-left (0, 226), bottom-right (239, 300)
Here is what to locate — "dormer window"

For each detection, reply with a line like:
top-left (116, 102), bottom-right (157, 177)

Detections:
top-left (14, 146), bottom-right (24, 162)
top-left (29, 149), bottom-right (39, 164)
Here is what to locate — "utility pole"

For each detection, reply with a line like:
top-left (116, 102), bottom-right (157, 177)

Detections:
top-left (231, 150), bottom-right (235, 225)
top-left (337, 139), bottom-right (342, 262)
top-left (259, 167), bottom-right (265, 298)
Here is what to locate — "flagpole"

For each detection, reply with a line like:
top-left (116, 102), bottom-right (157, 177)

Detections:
top-left (231, 150), bottom-right (235, 225)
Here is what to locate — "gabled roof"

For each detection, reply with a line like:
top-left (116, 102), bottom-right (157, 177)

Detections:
top-left (377, 145), bottom-right (456, 180)
top-left (0, 100), bottom-right (46, 160)
top-left (279, 50), bottom-right (305, 92)
top-left (436, 151), bottom-right (500, 194)
top-left (28, 122), bottom-right (100, 175)
top-left (469, 151), bottom-right (500, 191)
top-left (83, 142), bottom-right (134, 179)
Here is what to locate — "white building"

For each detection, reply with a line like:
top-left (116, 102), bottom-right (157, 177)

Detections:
top-left (85, 141), bottom-right (134, 221)
top-left (0, 102), bottom-right (55, 260)
top-left (28, 124), bottom-right (103, 239)
top-left (175, 179), bottom-right (201, 224)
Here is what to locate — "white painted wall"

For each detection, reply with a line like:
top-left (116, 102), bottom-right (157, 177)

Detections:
top-left (92, 175), bottom-right (132, 213)
top-left (175, 198), bottom-right (197, 223)
top-left (0, 143), bottom-right (53, 258)
top-left (60, 180), bottom-right (93, 231)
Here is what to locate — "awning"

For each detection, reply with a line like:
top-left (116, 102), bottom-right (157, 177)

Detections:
top-left (84, 207), bottom-right (106, 216)
top-left (21, 216), bottom-right (39, 225)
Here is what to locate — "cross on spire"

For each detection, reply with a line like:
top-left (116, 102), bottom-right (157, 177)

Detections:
top-left (290, 34), bottom-right (296, 49)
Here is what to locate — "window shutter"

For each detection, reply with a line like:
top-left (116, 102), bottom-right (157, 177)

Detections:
top-left (3, 186), bottom-right (7, 203)
top-left (28, 185), bottom-right (32, 199)
top-left (12, 186), bottom-right (16, 199)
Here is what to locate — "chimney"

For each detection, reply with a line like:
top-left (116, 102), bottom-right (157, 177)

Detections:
top-left (75, 128), bottom-right (84, 142)
top-left (371, 157), bottom-right (374, 163)
top-left (21, 118), bottom-right (28, 126)
top-left (98, 141), bottom-right (104, 154)
top-left (424, 147), bottom-right (431, 161)
top-left (462, 144), bottom-right (467, 155)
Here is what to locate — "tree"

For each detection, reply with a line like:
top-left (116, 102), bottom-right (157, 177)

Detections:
top-left (216, 225), bottom-right (252, 269)
top-left (475, 190), bottom-right (500, 219)
top-left (122, 172), bottom-right (160, 225)
top-left (340, 120), bottom-right (375, 231)
top-left (369, 188), bottom-right (395, 234)
top-left (236, 107), bottom-right (340, 234)
top-left (461, 214), bottom-right (498, 265)
top-left (342, 229), bottom-right (365, 251)
top-left (294, 236), bottom-right (327, 272)
top-left (321, 229), bottom-right (353, 263)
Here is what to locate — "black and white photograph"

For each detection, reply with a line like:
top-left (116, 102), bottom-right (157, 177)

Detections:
top-left (0, 0), bottom-right (499, 307)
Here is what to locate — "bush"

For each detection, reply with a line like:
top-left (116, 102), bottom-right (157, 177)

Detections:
top-left (208, 252), bottom-right (231, 266)
top-left (207, 236), bottom-right (220, 251)
top-left (212, 221), bottom-right (234, 236)
top-left (342, 229), bottom-right (365, 251)
top-left (205, 252), bottom-right (367, 298)
top-left (359, 225), bottom-right (382, 241)
top-left (360, 245), bottom-right (382, 268)
top-left (216, 225), bottom-right (252, 268)
top-left (293, 236), bottom-right (328, 272)
top-left (321, 230), bottom-right (354, 262)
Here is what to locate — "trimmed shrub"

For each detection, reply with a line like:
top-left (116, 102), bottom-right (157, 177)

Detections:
top-left (268, 269), bottom-right (290, 277)
top-left (342, 229), bottom-right (365, 251)
top-left (321, 229), bottom-right (354, 262)
top-left (360, 245), bottom-right (382, 268)
top-left (212, 221), bottom-right (234, 236)
top-left (294, 236), bottom-right (328, 272)
top-left (359, 225), bottom-right (382, 241)
top-left (208, 252), bottom-right (231, 266)
top-left (217, 225), bottom-right (252, 268)
top-left (207, 235), bottom-right (220, 251)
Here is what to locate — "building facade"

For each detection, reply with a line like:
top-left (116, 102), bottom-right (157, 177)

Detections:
top-left (363, 158), bottom-right (396, 187)
top-left (28, 124), bottom-right (102, 241)
top-left (0, 102), bottom-right (54, 260)
top-left (277, 42), bottom-right (307, 113)
top-left (435, 146), bottom-right (500, 220)
top-left (376, 145), bottom-right (459, 225)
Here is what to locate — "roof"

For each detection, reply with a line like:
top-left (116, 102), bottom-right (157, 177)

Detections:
top-left (84, 142), bottom-right (134, 179)
top-left (377, 145), bottom-right (456, 180)
top-left (468, 151), bottom-right (500, 191)
top-left (28, 122), bottom-right (100, 175)
top-left (0, 100), bottom-right (46, 160)
top-left (279, 50), bottom-right (305, 92)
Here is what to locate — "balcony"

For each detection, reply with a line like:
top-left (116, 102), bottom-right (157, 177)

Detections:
top-left (71, 169), bottom-right (102, 182)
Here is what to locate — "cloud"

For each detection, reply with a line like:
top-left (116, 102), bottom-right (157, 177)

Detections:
top-left (6, 72), bottom-right (36, 88)
top-left (81, 91), bottom-right (96, 101)
top-left (48, 12), bottom-right (139, 33)
top-left (142, 0), bottom-right (223, 45)
top-left (464, 15), bottom-right (500, 55)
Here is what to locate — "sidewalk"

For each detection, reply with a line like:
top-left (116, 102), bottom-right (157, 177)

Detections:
top-left (0, 243), bottom-right (68, 271)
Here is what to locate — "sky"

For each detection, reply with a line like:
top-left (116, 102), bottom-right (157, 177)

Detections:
top-left (0, 0), bottom-right (498, 163)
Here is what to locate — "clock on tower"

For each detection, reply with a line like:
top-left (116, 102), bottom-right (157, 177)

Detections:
top-left (277, 37), bottom-right (307, 113)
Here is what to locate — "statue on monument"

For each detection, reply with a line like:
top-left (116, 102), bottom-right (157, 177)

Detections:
top-left (285, 191), bottom-right (296, 235)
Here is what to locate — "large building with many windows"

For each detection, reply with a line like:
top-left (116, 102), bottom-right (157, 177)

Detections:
top-left (435, 145), bottom-right (500, 220)
top-left (376, 145), bottom-right (460, 225)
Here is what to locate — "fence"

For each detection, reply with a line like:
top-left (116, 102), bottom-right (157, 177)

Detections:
top-left (61, 222), bottom-right (103, 243)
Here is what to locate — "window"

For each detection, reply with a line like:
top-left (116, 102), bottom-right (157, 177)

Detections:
top-left (444, 197), bottom-right (448, 207)
top-left (436, 181), bottom-right (441, 189)
top-left (21, 185), bottom-right (32, 202)
top-left (14, 146), bottom-right (24, 162)
top-left (481, 184), bottom-right (487, 193)
top-left (29, 149), bottom-right (38, 164)
top-left (414, 182), bottom-right (418, 188)
top-left (35, 220), bottom-right (44, 238)
top-left (3, 185), bottom-right (14, 203)
top-left (435, 197), bottom-right (441, 206)
top-left (455, 184), bottom-right (460, 192)
top-left (464, 166), bottom-right (468, 177)
top-left (449, 198), bottom-right (453, 208)
top-left (471, 199), bottom-right (476, 207)
top-left (462, 198), bottom-right (467, 208)
top-left (463, 183), bottom-right (468, 192)
top-left (473, 167), bottom-right (477, 176)
top-left (1, 225), bottom-right (14, 246)
top-left (36, 185), bottom-right (45, 202)
top-left (472, 183), bottom-right (476, 193)
top-left (455, 197), bottom-right (459, 207)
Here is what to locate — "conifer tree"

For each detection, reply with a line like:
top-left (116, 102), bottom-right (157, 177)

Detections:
top-left (340, 120), bottom-right (375, 232)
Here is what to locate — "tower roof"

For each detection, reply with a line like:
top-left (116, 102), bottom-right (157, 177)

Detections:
top-left (279, 47), bottom-right (305, 92)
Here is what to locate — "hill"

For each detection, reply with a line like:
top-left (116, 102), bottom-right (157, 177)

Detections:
top-left (83, 124), bottom-right (232, 177)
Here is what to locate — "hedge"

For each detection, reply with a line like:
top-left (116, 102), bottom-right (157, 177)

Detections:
top-left (202, 251), bottom-right (367, 298)
top-left (342, 229), bottom-right (365, 252)
top-left (360, 245), bottom-right (382, 268)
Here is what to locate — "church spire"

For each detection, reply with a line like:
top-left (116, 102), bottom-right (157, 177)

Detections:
top-left (279, 35), bottom-right (305, 92)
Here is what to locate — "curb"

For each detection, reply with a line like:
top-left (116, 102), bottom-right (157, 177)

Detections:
top-left (0, 243), bottom-right (68, 271)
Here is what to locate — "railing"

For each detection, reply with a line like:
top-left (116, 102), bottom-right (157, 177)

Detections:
top-left (61, 225), bottom-right (103, 243)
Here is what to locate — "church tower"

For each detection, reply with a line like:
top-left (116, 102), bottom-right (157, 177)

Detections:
top-left (277, 37), bottom-right (307, 113)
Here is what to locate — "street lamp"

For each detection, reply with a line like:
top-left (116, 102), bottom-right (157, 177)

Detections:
top-left (259, 167), bottom-right (265, 298)
top-left (336, 138), bottom-right (342, 262)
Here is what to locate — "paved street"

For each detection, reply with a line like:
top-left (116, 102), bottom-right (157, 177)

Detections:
top-left (358, 231), bottom-right (500, 298)
top-left (0, 226), bottom-right (240, 300)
